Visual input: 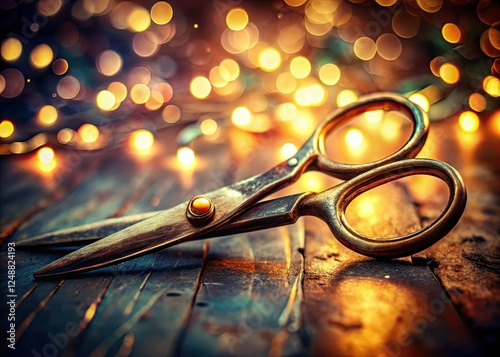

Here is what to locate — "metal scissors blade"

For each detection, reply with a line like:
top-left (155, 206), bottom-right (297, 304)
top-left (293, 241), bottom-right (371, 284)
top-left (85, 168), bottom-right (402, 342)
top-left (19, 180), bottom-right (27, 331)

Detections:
top-left (33, 158), bottom-right (466, 279)
top-left (33, 93), bottom-right (430, 279)
top-left (18, 193), bottom-right (312, 249)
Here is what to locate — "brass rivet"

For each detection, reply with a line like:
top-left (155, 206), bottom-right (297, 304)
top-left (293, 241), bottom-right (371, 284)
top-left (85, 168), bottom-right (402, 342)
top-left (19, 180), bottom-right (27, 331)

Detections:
top-left (187, 195), bottom-right (215, 224)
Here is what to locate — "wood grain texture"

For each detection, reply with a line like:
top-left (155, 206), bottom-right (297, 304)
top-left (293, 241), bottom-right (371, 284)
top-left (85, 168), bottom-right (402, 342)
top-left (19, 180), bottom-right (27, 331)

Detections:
top-left (1, 118), bottom-right (498, 356)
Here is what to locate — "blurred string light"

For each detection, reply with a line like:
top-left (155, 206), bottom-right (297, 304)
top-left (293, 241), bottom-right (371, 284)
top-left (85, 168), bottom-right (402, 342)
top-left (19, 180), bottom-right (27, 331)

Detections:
top-left (37, 147), bottom-right (54, 165)
top-left (409, 93), bottom-right (430, 112)
top-left (345, 129), bottom-right (363, 147)
top-left (0, 120), bottom-right (14, 138)
top-left (37, 105), bottom-right (58, 126)
top-left (0, 0), bottom-right (498, 163)
top-left (190, 76), bottom-right (211, 99)
top-left (151, 2), bottom-right (173, 25)
top-left (1, 38), bottom-right (22, 62)
top-left (78, 124), bottom-right (99, 144)
top-left (200, 119), bottom-right (218, 136)
top-left (131, 129), bottom-right (154, 150)
top-left (280, 143), bottom-right (297, 160)
top-left (459, 111), bottom-right (480, 133)
top-left (177, 146), bottom-right (196, 168)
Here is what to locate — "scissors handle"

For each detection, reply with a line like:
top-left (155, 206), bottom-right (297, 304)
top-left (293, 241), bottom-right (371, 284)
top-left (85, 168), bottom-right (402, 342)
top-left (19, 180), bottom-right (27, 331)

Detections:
top-left (299, 158), bottom-right (467, 258)
top-left (293, 93), bottom-right (429, 180)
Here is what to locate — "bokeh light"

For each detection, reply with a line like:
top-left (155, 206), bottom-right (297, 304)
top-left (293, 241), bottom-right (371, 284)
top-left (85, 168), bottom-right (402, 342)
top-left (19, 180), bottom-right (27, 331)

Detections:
top-left (128, 6), bottom-right (151, 32)
top-left (226, 8), bottom-right (249, 31)
top-left (354, 37), bottom-right (376, 61)
top-left (290, 56), bottom-right (311, 79)
top-left (57, 76), bottom-right (80, 99)
top-left (483, 76), bottom-right (500, 97)
top-left (52, 59), bottom-right (69, 75)
top-left (131, 129), bottom-right (154, 150)
top-left (409, 93), bottom-right (430, 112)
top-left (336, 90), bottom-right (358, 108)
top-left (442, 23), bottom-right (461, 43)
top-left (162, 105), bottom-right (181, 123)
top-left (376, 33), bottom-right (402, 61)
top-left (200, 119), bottom-right (218, 136)
top-left (57, 128), bottom-right (74, 144)
top-left (96, 90), bottom-right (116, 111)
top-left (151, 2), bottom-right (173, 25)
top-left (78, 123), bottom-right (100, 143)
top-left (345, 129), bottom-right (363, 147)
top-left (37, 147), bottom-right (55, 165)
top-left (37, 105), bottom-right (58, 126)
top-left (439, 63), bottom-right (460, 84)
top-left (232, 107), bottom-right (252, 126)
top-left (130, 84), bottom-right (151, 104)
top-left (97, 50), bottom-right (123, 76)
top-left (190, 76), bottom-right (212, 99)
top-left (108, 82), bottom-right (128, 103)
top-left (258, 48), bottom-right (281, 72)
top-left (459, 111), bottom-right (480, 133)
top-left (1, 38), bottom-right (22, 62)
top-left (281, 143), bottom-right (297, 159)
top-left (30, 44), bottom-right (54, 69)
top-left (1, 69), bottom-right (25, 98)
top-left (177, 146), bottom-right (196, 168)
top-left (468, 93), bottom-right (487, 112)
top-left (0, 120), bottom-right (15, 138)
top-left (319, 63), bottom-right (341, 85)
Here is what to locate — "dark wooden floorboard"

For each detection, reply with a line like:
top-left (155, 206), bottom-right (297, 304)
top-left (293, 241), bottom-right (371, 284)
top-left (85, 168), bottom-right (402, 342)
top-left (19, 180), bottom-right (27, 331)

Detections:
top-left (1, 118), bottom-right (498, 356)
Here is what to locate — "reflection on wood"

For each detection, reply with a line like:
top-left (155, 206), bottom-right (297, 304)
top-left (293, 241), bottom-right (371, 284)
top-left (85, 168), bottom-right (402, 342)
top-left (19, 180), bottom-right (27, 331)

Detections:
top-left (0, 118), bottom-right (498, 356)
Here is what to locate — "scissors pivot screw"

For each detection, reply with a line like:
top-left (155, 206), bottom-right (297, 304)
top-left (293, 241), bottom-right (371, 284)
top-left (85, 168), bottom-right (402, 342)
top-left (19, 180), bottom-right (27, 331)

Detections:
top-left (187, 195), bottom-right (215, 224)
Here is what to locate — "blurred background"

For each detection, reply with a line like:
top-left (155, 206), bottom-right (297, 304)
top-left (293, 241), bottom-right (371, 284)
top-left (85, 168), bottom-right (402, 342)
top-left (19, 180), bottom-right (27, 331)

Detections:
top-left (0, 0), bottom-right (498, 173)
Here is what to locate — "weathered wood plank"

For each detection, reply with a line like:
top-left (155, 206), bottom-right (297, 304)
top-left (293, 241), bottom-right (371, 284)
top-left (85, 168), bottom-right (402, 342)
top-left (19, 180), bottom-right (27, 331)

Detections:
top-left (302, 180), bottom-right (478, 356)
top-left (412, 119), bottom-right (500, 352)
top-left (33, 130), bottom-right (237, 356)
top-left (176, 131), bottom-right (308, 356)
top-left (0, 153), bottom-right (98, 242)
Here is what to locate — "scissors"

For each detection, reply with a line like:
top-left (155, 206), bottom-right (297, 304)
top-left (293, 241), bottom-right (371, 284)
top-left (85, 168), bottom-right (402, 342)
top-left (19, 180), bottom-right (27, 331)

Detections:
top-left (24, 93), bottom-right (467, 279)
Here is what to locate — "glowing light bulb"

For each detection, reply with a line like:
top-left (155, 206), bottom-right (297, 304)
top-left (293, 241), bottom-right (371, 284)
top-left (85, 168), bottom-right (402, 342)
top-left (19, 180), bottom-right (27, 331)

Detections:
top-left (177, 147), bottom-right (195, 168)
top-left (409, 93), bottom-right (430, 112)
top-left (364, 110), bottom-right (383, 123)
top-left (0, 120), bottom-right (15, 138)
top-left (439, 63), bottom-right (460, 84)
top-left (226, 8), bottom-right (249, 31)
top-left (231, 107), bottom-right (252, 126)
top-left (459, 111), bottom-right (479, 133)
top-left (200, 119), bottom-right (218, 136)
top-left (281, 143), bottom-right (297, 159)
top-left (78, 124), bottom-right (99, 143)
top-left (345, 129), bottom-right (363, 147)
top-left (131, 130), bottom-right (154, 150)
top-left (290, 56), bottom-right (311, 79)
top-left (1, 38), bottom-right (22, 62)
top-left (336, 90), bottom-right (358, 108)
top-left (30, 44), bottom-right (53, 69)
top-left (130, 84), bottom-right (151, 104)
top-left (258, 48), bottom-right (281, 72)
top-left (37, 147), bottom-right (54, 164)
top-left (190, 76), bottom-right (211, 99)
top-left (151, 2), bottom-right (173, 25)
top-left (319, 63), bottom-right (340, 86)
top-left (96, 90), bottom-right (116, 111)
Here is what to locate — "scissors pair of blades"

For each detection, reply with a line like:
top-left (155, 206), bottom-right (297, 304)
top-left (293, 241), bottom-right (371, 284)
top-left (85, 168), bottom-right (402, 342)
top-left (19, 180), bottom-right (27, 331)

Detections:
top-left (27, 93), bottom-right (467, 279)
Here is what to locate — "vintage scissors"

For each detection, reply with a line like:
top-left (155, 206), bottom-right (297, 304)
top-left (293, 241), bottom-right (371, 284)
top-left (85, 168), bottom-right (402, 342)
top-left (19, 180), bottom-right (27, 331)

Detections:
top-left (25, 93), bottom-right (467, 279)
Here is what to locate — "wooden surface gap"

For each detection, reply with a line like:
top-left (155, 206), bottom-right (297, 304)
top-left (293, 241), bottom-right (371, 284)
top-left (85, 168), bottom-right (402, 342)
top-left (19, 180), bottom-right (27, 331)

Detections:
top-left (17, 280), bottom-right (65, 341)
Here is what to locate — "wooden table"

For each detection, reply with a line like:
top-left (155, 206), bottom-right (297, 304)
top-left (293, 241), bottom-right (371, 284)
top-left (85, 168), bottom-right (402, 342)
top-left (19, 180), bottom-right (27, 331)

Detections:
top-left (1, 113), bottom-right (498, 356)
